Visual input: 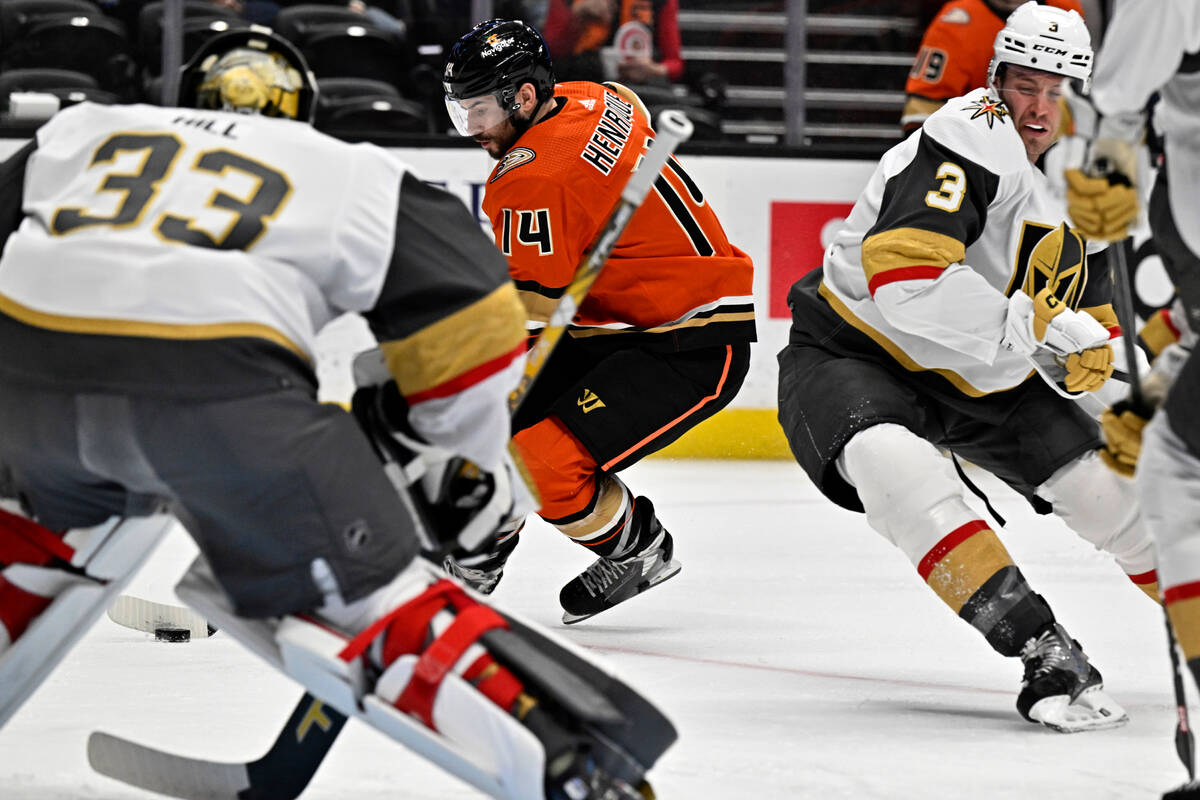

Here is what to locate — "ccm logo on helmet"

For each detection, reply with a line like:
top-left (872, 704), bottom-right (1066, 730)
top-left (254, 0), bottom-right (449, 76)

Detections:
top-left (1032, 44), bottom-right (1069, 55)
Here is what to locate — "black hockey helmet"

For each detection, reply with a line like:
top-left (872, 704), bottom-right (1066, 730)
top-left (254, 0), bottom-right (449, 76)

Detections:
top-left (177, 26), bottom-right (318, 124)
top-left (443, 19), bottom-right (555, 135)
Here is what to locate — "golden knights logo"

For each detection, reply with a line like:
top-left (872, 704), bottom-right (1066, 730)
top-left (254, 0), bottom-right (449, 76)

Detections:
top-left (1012, 221), bottom-right (1087, 308)
top-left (964, 96), bottom-right (1008, 128)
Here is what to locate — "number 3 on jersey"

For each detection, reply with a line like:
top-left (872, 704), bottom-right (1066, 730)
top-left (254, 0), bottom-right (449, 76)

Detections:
top-left (924, 161), bottom-right (966, 213)
top-left (51, 132), bottom-right (291, 251)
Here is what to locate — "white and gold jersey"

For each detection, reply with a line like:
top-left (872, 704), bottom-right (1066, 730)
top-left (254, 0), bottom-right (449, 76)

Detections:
top-left (0, 102), bottom-right (526, 473)
top-left (0, 102), bottom-right (402, 361)
top-left (818, 88), bottom-right (1116, 397)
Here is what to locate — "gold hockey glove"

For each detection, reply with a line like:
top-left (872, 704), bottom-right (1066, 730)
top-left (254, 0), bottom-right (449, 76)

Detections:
top-left (1065, 168), bottom-right (1138, 242)
top-left (1063, 345), bottom-right (1115, 393)
top-left (1099, 399), bottom-right (1150, 478)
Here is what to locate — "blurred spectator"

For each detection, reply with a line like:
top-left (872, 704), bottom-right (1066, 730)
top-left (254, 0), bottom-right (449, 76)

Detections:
top-left (541, 0), bottom-right (682, 85)
top-left (345, 0), bottom-right (407, 36)
top-left (901, 0), bottom-right (1083, 133)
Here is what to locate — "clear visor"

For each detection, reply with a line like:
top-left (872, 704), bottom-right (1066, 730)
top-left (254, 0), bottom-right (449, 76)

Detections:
top-left (445, 92), bottom-right (514, 136)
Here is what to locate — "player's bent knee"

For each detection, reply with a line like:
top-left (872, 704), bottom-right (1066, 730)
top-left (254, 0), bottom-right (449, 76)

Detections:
top-left (839, 424), bottom-right (970, 557)
top-left (1038, 450), bottom-right (1155, 573)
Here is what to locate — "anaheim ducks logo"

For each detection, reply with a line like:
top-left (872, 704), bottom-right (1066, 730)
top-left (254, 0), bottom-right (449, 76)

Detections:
top-left (964, 95), bottom-right (1008, 128)
top-left (1013, 221), bottom-right (1087, 307)
top-left (490, 147), bottom-right (535, 183)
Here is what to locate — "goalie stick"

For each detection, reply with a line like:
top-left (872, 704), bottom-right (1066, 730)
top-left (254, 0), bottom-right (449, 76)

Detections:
top-left (87, 108), bottom-right (694, 800)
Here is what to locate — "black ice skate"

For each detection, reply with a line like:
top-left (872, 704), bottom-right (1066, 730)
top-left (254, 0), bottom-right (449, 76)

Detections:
top-left (1016, 622), bottom-right (1128, 732)
top-left (559, 497), bottom-right (682, 625)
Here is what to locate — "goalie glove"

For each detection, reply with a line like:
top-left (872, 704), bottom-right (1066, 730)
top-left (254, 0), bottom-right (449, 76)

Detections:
top-left (1003, 287), bottom-right (1115, 392)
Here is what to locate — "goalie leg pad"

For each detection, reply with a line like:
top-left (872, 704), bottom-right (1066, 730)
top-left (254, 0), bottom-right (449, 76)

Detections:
top-left (182, 552), bottom-right (671, 800)
top-left (0, 513), bottom-right (174, 727)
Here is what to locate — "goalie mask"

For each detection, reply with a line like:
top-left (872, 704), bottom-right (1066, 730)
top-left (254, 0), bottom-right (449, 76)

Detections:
top-left (443, 19), bottom-right (555, 136)
top-left (987, 2), bottom-right (1093, 93)
top-left (178, 27), bottom-right (318, 123)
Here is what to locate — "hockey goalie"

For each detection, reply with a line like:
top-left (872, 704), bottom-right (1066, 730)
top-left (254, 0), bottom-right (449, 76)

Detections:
top-left (0, 26), bottom-right (674, 800)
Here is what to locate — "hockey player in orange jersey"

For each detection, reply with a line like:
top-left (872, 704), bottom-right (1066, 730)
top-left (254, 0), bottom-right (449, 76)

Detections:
top-left (903, 0), bottom-right (1084, 133)
top-left (443, 19), bottom-right (756, 624)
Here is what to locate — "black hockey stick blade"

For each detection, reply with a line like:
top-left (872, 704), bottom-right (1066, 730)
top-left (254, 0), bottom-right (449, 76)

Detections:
top-left (88, 692), bottom-right (347, 800)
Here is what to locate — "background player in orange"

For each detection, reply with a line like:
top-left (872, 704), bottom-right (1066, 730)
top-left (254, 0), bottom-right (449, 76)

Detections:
top-left (903, 0), bottom-right (1085, 133)
top-left (442, 19), bottom-right (755, 624)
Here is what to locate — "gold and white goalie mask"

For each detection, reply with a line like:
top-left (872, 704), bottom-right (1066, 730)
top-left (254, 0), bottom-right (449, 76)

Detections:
top-left (196, 47), bottom-right (304, 119)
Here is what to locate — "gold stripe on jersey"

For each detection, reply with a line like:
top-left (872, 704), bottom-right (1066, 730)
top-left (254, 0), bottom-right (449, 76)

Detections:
top-left (1081, 303), bottom-right (1118, 331)
top-left (566, 309), bottom-right (755, 338)
top-left (0, 290), bottom-right (308, 357)
top-left (601, 82), bottom-right (650, 121)
top-left (925, 528), bottom-right (1015, 614)
top-left (517, 287), bottom-right (559, 324)
top-left (381, 283), bottom-right (526, 398)
top-left (818, 280), bottom-right (1034, 397)
top-left (900, 95), bottom-right (946, 132)
top-left (861, 227), bottom-right (966, 285)
top-left (1168, 595), bottom-right (1200, 661)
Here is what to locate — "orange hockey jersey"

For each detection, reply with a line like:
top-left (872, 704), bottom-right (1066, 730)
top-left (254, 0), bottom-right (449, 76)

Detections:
top-left (902, 0), bottom-right (1084, 132)
top-left (481, 81), bottom-right (755, 352)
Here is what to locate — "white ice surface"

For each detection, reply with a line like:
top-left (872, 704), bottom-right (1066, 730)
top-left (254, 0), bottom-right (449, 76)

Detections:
top-left (0, 459), bottom-right (1187, 799)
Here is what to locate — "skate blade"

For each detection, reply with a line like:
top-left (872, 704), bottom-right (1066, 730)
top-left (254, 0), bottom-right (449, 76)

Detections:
top-left (561, 560), bottom-right (682, 625)
top-left (1028, 685), bottom-right (1129, 733)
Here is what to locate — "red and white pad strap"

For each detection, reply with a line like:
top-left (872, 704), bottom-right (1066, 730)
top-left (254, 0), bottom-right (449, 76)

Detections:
top-left (339, 579), bottom-right (510, 729)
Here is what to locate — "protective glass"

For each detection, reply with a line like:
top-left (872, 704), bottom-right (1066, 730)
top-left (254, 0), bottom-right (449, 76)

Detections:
top-left (445, 92), bottom-right (513, 136)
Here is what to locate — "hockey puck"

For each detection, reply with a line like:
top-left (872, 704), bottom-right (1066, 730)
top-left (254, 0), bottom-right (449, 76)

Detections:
top-left (154, 627), bottom-right (191, 643)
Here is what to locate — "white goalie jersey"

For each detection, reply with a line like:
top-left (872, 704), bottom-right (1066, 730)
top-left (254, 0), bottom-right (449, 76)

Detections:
top-left (0, 101), bottom-right (403, 361)
top-left (0, 102), bottom-right (527, 477)
top-left (819, 88), bottom-right (1117, 397)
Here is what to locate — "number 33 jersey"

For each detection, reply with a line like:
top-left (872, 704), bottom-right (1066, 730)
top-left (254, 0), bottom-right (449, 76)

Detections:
top-left (0, 100), bottom-right (522, 367)
top-left (815, 88), bottom-right (1118, 397)
top-left (481, 81), bottom-right (756, 352)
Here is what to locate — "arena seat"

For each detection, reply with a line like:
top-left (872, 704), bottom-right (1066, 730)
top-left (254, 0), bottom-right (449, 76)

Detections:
top-left (275, 5), bottom-right (414, 95)
top-left (137, 0), bottom-right (245, 76)
top-left (314, 75), bottom-right (430, 135)
top-left (1, 11), bottom-right (136, 94)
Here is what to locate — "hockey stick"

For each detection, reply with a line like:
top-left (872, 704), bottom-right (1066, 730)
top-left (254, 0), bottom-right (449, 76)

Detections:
top-left (1110, 238), bottom-right (1197, 786)
top-left (89, 691), bottom-right (347, 800)
top-left (508, 108), bottom-right (694, 414)
top-left (87, 109), bottom-right (695, 800)
top-left (106, 595), bottom-right (217, 642)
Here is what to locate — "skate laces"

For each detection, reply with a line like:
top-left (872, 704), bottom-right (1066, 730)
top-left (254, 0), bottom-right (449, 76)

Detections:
top-left (1021, 624), bottom-right (1088, 681)
top-left (578, 558), bottom-right (631, 598)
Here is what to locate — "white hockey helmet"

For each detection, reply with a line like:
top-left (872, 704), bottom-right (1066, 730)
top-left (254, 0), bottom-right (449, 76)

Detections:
top-left (987, 2), bottom-right (1093, 93)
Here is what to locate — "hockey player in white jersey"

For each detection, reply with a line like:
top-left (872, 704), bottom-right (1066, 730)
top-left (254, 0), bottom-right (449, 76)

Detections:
top-left (777, 2), bottom-right (1155, 733)
top-left (0, 28), bottom-right (673, 799)
top-left (1070, 2), bottom-right (1200, 794)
